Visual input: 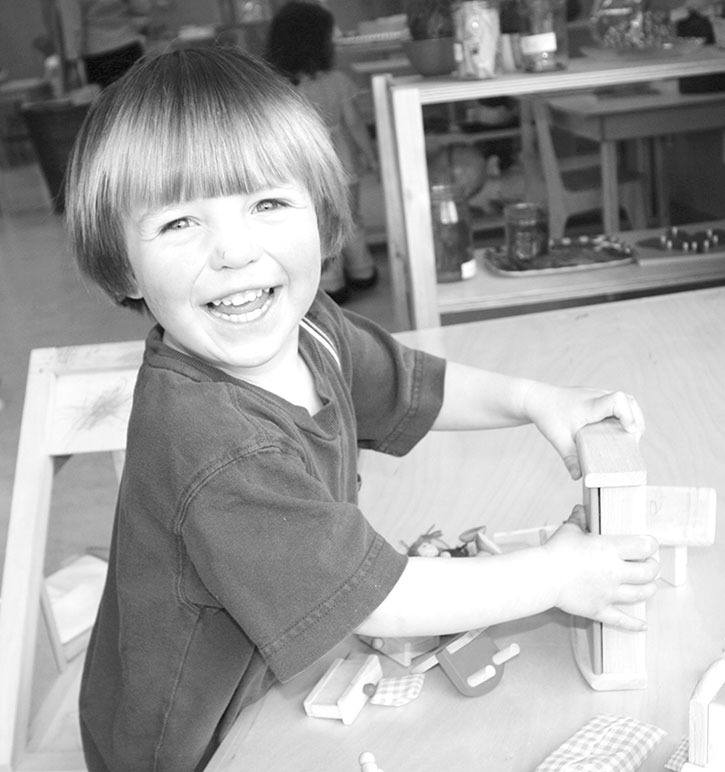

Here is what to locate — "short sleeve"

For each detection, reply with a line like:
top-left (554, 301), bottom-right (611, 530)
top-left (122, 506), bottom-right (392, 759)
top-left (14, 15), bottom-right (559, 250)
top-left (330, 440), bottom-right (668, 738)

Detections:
top-left (320, 304), bottom-right (446, 455)
top-left (181, 445), bottom-right (407, 682)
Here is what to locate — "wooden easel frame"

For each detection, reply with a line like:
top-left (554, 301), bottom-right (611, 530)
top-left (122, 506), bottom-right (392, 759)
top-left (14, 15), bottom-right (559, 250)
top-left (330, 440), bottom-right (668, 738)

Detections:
top-left (0, 341), bottom-right (142, 771)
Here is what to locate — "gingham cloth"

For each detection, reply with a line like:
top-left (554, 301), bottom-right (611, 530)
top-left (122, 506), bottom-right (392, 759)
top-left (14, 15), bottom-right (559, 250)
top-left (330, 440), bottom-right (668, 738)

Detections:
top-left (369, 674), bottom-right (425, 707)
top-left (535, 715), bottom-right (666, 771)
top-left (665, 738), bottom-right (689, 771)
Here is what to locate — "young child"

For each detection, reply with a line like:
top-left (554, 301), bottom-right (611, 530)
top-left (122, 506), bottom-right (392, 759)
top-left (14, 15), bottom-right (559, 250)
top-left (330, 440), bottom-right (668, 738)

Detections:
top-left (65, 47), bottom-right (658, 771)
top-left (265, 1), bottom-right (379, 303)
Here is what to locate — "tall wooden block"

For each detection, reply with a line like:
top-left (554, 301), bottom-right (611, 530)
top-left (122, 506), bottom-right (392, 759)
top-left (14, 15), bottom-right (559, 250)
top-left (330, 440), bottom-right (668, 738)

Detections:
top-left (572, 418), bottom-right (648, 690)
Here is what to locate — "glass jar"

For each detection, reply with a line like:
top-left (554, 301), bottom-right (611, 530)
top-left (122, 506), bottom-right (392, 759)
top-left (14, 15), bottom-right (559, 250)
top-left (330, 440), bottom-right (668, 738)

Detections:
top-left (430, 184), bottom-right (477, 283)
top-left (516, 0), bottom-right (568, 71)
top-left (589, 0), bottom-right (674, 51)
top-left (504, 202), bottom-right (548, 264)
top-left (453, 0), bottom-right (501, 79)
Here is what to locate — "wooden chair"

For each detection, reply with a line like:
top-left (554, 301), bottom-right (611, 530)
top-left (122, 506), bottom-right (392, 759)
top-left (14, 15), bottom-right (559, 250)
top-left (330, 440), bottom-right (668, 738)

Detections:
top-left (0, 341), bottom-right (143, 772)
top-left (531, 98), bottom-right (648, 239)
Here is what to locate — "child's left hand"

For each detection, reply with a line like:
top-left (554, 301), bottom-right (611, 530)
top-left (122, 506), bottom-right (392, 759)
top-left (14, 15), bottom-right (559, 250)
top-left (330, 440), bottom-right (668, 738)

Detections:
top-left (523, 384), bottom-right (645, 480)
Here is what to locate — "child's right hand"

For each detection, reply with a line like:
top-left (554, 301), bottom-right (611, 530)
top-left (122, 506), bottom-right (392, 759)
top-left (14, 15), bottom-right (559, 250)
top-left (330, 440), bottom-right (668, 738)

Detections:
top-left (544, 505), bottom-right (659, 630)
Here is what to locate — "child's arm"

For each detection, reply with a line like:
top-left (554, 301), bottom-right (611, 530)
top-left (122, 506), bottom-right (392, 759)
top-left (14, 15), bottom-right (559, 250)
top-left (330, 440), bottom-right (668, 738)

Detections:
top-left (432, 361), bottom-right (645, 479)
top-left (356, 505), bottom-right (659, 637)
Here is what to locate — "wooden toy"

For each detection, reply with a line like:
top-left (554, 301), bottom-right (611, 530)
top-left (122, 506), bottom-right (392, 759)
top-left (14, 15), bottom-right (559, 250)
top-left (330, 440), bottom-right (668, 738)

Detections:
top-left (436, 628), bottom-right (520, 697)
top-left (359, 751), bottom-right (384, 772)
top-left (638, 226), bottom-right (724, 255)
top-left (572, 419), bottom-right (716, 691)
top-left (459, 526), bottom-right (503, 555)
top-left (492, 524), bottom-right (557, 549)
top-left (303, 655), bottom-right (382, 725)
top-left (682, 655), bottom-right (725, 771)
top-left (357, 634), bottom-right (440, 667)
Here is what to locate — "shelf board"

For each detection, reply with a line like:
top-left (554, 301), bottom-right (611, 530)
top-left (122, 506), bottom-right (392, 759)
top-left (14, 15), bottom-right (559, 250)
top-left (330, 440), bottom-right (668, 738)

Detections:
top-left (435, 221), bottom-right (725, 316)
top-left (385, 48), bottom-right (725, 105)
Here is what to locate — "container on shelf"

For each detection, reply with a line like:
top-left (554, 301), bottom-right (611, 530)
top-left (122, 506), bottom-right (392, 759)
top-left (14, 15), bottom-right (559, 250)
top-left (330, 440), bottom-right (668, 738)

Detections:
top-left (453, 0), bottom-right (501, 79)
top-left (589, 0), bottom-right (673, 51)
top-left (504, 202), bottom-right (548, 263)
top-left (430, 183), bottom-right (477, 282)
top-left (516, 0), bottom-right (568, 71)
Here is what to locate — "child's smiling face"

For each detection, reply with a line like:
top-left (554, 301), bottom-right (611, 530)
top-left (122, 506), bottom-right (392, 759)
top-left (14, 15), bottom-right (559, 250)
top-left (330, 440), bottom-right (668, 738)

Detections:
top-left (123, 184), bottom-right (322, 380)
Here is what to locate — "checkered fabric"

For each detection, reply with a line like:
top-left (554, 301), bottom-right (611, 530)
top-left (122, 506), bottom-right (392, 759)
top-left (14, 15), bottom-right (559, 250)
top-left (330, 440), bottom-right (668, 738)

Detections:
top-left (369, 674), bottom-right (425, 707)
top-left (535, 714), bottom-right (666, 771)
top-left (665, 737), bottom-right (689, 771)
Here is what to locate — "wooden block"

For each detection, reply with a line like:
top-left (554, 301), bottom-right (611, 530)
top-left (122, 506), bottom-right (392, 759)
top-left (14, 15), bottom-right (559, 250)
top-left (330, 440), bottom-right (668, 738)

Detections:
top-left (491, 524), bottom-right (557, 549)
top-left (687, 656), bottom-right (725, 768)
top-left (357, 634), bottom-right (439, 667)
top-left (575, 418), bottom-right (646, 489)
top-left (303, 655), bottom-right (382, 725)
top-left (598, 484), bottom-right (648, 688)
top-left (658, 545), bottom-right (688, 587)
top-left (573, 420), bottom-right (648, 691)
top-left (571, 481), bottom-right (605, 684)
top-left (645, 486), bottom-right (716, 546)
top-left (436, 629), bottom-right (518, 697)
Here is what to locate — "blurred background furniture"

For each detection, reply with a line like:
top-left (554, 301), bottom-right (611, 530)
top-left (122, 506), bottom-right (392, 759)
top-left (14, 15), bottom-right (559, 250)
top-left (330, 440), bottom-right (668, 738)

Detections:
top-left (372, 48), bottom-right (725, 329)
top-left (530, 97), bottom-right (647, 239)
top-left (546, 84), bottom-right (725, 232)
top-left (0, 341), bottom-right (140, 772)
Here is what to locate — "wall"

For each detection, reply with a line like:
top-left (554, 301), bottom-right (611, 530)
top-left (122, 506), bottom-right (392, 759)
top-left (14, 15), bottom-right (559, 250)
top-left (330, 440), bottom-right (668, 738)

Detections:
top-left (0, 0), bottom-right (47, 79)
top-left (0, 0), bottom-right (405, 80)
top-left (666, 131), bottom-right (725, 221)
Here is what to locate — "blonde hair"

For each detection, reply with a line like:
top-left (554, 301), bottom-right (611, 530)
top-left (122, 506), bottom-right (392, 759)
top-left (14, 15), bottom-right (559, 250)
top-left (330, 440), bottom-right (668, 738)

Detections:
top-left (65, 47), bottom-right (352, 308)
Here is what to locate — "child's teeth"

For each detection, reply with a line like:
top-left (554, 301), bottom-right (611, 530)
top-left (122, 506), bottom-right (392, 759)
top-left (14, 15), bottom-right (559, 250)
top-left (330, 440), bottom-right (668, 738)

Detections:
top-left (214, 289), bottom-right (264, 306)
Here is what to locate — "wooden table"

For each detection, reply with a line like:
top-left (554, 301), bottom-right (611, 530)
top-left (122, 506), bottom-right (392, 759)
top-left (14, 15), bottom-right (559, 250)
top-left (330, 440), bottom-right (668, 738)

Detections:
top-left (372, 46), bottom-right (725, 329)
top-left (547, 85), bottom-right (725, 233)
top-left (208, 287), bottom-right (725, 772)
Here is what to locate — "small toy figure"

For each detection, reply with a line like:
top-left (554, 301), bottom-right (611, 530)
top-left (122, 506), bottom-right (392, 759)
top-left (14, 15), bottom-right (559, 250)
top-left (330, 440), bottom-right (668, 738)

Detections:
top-left (404, 524), bottom-right (503, 558)
top-left (402, 525), bottom-right (468, 557)
top-left (359, 751), bottom-right (384, 772)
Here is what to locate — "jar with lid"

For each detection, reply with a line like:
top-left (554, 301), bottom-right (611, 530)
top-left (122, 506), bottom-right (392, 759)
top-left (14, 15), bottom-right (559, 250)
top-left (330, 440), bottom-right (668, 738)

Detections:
top-left (452, 0), bottom-right (501, 79)
top-left (504, 202), bottom-right (549, 265)
top-left (516, 0), bottom-right (569, 71)
top-left (430, 183), bottom-right (477, 283)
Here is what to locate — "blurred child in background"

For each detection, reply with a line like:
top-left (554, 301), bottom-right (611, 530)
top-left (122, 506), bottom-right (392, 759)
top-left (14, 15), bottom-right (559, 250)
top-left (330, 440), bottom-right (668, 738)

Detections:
top-left (266, 0), bottom-right (379, 304)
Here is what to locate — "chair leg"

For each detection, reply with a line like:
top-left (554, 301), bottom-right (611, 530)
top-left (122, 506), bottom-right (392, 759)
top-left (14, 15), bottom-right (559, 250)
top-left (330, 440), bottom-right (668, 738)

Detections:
top-left (548, 205), bottom-right (567, 240)
top-left (620, 182), bottom-right (649, 231)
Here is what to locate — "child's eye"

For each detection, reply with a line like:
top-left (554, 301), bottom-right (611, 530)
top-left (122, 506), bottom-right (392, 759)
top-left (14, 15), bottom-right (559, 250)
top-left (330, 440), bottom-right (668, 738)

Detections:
top-left (161, 216), bottom-right (194, 232)
top-left (254, 198), bottom-right (286, 213)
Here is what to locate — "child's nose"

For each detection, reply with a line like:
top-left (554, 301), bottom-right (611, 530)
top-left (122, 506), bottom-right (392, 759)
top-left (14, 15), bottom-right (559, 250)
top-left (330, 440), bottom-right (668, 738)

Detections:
top-left (209, 229), bottom-right (263, 269)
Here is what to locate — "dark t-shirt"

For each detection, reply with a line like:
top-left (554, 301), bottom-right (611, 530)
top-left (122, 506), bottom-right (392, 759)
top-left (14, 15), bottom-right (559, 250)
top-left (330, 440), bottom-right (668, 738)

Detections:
top-left (79, 293), bottom-right (445, 771)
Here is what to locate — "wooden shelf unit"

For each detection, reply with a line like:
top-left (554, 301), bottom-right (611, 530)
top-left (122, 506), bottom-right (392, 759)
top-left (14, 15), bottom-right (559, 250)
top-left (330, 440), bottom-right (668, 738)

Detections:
top-left (372, 48), bottom-right (725, 330)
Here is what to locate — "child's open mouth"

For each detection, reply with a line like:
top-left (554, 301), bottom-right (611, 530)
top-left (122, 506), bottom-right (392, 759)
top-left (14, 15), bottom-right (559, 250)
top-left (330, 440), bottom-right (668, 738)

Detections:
top-left (207, 287), bottom-right (275, 322)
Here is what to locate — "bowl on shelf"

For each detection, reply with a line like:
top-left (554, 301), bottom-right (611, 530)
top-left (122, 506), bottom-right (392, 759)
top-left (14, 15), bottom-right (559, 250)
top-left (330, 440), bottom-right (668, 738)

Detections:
top-left (403, 37), bottom-right (456, 76)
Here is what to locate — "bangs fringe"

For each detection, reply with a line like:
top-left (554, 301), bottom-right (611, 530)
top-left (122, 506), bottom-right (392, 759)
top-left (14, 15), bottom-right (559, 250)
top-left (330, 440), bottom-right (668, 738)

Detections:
top-left (99, 73), bottom-right (343, 218)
